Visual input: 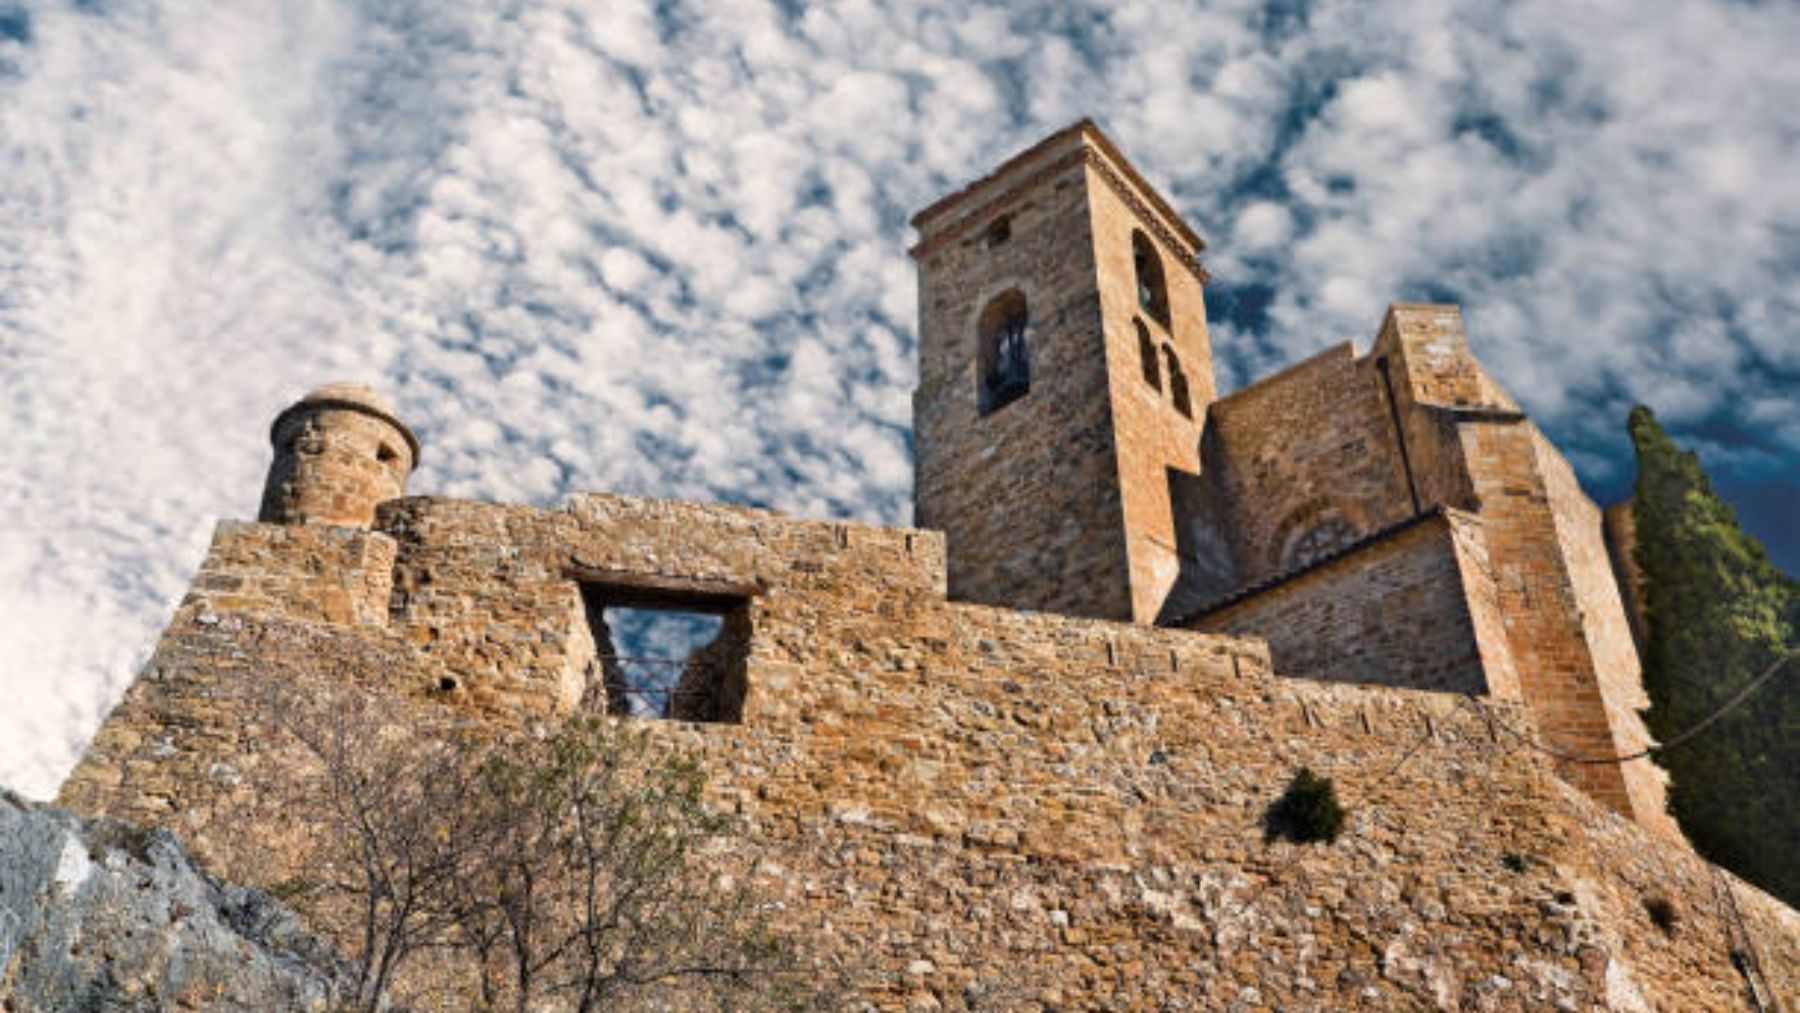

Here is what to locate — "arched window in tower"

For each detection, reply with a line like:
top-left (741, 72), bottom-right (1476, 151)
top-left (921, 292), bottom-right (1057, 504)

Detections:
top-left (1135, 319), bottom-right (1161, 391)
top-left (977, 289), bottom-right (1030, 415)
top-left (1133, 230), bottom-right (1170, 330)
top-left (1163, 344), bottom-right (1192, 419)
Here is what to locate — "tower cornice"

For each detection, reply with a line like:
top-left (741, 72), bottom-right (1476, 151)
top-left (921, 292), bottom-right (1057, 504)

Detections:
top-left (909, 120), bottom-right (1208, 284)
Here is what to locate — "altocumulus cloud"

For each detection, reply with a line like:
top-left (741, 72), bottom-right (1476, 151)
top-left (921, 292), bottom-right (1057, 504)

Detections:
top-left (2, 0), bottom-right (1796, 797)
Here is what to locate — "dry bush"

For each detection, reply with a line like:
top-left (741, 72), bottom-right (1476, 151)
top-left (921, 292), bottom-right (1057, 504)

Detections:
top-left (256, 681), bottom-right (810, 1011)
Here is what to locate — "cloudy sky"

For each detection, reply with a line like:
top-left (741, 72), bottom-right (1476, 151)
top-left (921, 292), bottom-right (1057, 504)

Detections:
top-left (2, 0), bottom-right (1795, 798)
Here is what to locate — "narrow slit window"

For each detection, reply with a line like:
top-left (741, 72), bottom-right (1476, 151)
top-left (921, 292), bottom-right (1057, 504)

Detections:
top-left (977, 289), bottom-right (1030, 415)
top-left (1164, 345), bottom-right (1192, 419)
top-left (1136, 319), bottom-right (1161, 390)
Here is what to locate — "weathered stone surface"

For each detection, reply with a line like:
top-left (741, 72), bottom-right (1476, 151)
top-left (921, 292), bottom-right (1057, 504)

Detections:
top-left (912, 121), bottom-right (1211, 625)
top-left (60, 492), bottom-right (1800, 1010)
top-left (0, 790), bottom-right (347, 1011)
top-left (1148, 303), bottom-right (1668, 831)
top-left (1194, 509), bottom-right (1511, 697)
top-left (258, 382), bottom-right (417, 529)
top-left (1192, 340), bottom-right (1416, 595)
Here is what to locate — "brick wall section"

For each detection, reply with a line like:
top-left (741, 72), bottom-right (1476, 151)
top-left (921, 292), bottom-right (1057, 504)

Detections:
top-left (1453, 419), bottom-right (1641, 817)
top-left (1370, 304), bottom-right (1499, 513)
top-left (1442, 511), bottom-right (1526, 701)
top-left (907, 124), bottom-right (1667, 844)
top-left (1533, 432), bottom-right (1675, 840)
top-left (1375, 304), bottom-right (1518, 414)
top-left (1353, 306), bottom-right (1665, 830)
top-left (380, 499), bottom-right (599, 717)
top-left (1198, 344), bottom-right (1414, 586)
top-left (380, 494), bottom-right (950, 724)
top-left (61, 492), bottom-right (1800, 1009)
top-left (59, 617), bottom-right (433, 837)
top-left (1186, 511), bottom-right (1501, 696)
top-left (1139, 301), bottom-right (1661, 836)
top-left (1141, 303), bottom-right (1662, 836)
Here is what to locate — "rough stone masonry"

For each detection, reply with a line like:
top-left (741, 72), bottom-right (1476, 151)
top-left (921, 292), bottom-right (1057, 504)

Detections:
top-left (51, 121), bottom-right (1800, 1009)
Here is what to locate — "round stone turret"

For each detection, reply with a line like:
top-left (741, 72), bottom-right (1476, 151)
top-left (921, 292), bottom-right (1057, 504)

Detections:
top-left (257, 383), bottom-right (420, 528)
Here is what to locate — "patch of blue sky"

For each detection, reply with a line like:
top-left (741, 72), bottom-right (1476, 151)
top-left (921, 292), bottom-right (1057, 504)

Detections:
top-left (1254, 0), bottom-right (1317, 47)
top-left (0, 5), bottom-right (30, 44)
top-left (1207, 282), bottom-right (1278, 338)
top-left (1450, 110), bottom-right (1539, 169)
top-left (1711, 476), bottom-right (1800, 574)
top-left (1525, 51), bottom-right (1612, 126)
top-left (600, 606), bottom-right (723, 711)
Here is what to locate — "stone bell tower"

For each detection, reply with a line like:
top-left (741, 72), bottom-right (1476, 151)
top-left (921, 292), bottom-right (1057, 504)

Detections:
top-left (911, 121), bottom-right (1214, 622)
top-left (258, 382), bottom-right (419, 528)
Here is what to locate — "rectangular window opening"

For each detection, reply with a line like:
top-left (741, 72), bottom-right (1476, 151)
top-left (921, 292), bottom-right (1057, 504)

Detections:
top-left (576, 582), bottom-right (751, 724)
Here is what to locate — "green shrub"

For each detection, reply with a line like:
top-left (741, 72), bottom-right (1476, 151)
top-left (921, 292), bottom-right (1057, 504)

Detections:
top-left (1264, 767), bottom-right (1345, 844)
top-left (1629, 405), bottom-right (1799, 908)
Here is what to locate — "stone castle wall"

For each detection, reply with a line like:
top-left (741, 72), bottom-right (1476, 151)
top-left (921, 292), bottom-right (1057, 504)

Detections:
top-left (49, 121), bottom-right (1789, 1007)
top-left (1155, 301), bottom-right (1664, 832)
top-left (181, 521), bottom-right (398, 628)
top-left (1452, 418), bottom-right (1643, 815)
top-left (1367, 304), bottom-right (1664, 830)
top-left (907, 123), bottom-right (1664, 840)
top-left (61, 493), bottom-right (1799, 1010)
top-left (1375, 304), bottom-right (1518, 415)
top-left (1369, 310), bottom-right (1487, 514)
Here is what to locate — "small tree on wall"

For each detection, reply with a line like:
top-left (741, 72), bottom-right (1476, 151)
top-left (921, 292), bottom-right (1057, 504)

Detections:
top-left (256, 681), bottom-right (486, 1008)
top-left (1629, 406), bottom-right (1799, 908)
top-left (1263, 767), bottom-right (1346, 845)
top-left (259, 682), bottom-right (810, 1011)
top-left (452, 715), bottom-right (801, 1012)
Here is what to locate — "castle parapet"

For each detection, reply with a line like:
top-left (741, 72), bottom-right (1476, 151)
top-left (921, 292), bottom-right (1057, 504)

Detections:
top-left (176, 521), bottom-right (397, 629)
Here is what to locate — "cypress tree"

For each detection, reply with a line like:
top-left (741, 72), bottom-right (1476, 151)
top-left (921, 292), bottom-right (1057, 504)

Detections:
top-left (1629, 405), bottom-right (1798, 906)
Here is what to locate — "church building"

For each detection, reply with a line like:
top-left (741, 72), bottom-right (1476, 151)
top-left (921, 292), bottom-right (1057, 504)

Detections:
top-left (910, 121), bottom-right (1666, 831)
